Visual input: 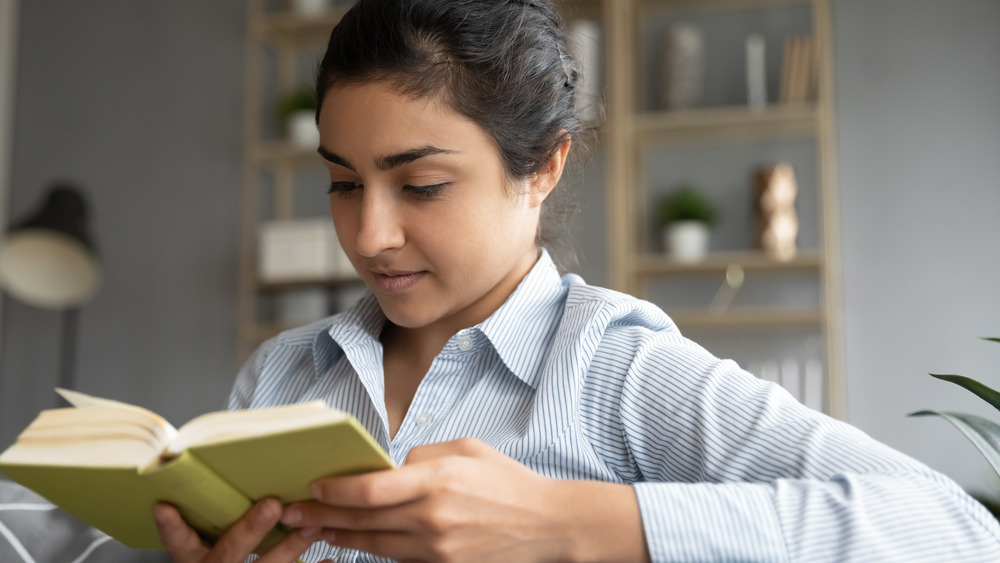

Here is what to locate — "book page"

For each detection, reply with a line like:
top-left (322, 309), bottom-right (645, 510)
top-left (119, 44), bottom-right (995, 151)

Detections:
top-left (167, 401), bottom-right (347, 456)
top-left (0, 392), bottom-right (179, 468)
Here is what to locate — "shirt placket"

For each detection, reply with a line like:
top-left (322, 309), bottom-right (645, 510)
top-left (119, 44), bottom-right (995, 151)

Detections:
top-left (388, 329), bottom-right (477, 465)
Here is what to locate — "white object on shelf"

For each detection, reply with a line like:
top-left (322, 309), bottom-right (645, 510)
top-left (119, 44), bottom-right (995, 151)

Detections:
top-left (803, 358), bottom-right (824, 411)
top-left (663, 220), bottom-right (710, 263)
top-left (287, 110), bottom-right (320, 150)
top-left (780, 358), bottom-right (801, 401)
top-left (746, 34), bottom-right (767, 109)
top-left (759, 360), bottom-right (780, 384)
top-left (258, 219), bottom-right (353, 282)
top-left (569, 19), bottom-right (601, 122)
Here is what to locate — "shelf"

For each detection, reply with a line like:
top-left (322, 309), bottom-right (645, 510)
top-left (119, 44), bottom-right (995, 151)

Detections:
top-left (250, 10), bottom-right (349, 46)
top-left (634, 251), bottom-right (822, 277)
top-left (639, 0), bottom-right (811, 15)
top-left (668, 307), bottom-right (824, 329)
top-left (635, 104), bottom-right (817, 144)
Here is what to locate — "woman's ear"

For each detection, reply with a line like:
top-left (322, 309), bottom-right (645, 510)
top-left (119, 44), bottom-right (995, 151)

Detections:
top-left (526, 136), bottom-right (571, 208)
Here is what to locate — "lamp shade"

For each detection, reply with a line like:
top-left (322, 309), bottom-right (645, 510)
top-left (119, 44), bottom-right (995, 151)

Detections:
top-left (0, 185), bottom-right (102, 309)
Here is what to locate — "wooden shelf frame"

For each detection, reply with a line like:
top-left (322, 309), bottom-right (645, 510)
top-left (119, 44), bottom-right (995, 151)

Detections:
top-left (602, 0), bottom-right (843, 417)
top-left (635, 104), bottom-right (818, 144)
top-left (668, 308), bottom-right (825, 329)
top-left (639, 0), bottom-right (812, 16)
top-left (634, 250), bottom-right (822, 277)
top-left (237, 1), bottom-right (347, 363)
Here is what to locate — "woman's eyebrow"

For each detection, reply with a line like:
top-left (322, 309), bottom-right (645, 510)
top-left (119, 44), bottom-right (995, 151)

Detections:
top-left (374, 146), bottom-right (458, 171)
top-left (317, 145), bottom-right (459, 172)
top-left (317, 146), bottom-right (354, 170)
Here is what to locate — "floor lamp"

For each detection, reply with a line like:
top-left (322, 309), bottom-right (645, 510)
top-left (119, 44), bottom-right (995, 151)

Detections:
top-left (0, 184), bottom-right (102, 401)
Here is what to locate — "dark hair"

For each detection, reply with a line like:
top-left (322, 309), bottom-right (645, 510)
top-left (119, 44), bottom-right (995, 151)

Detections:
top-left (315, 0), bottom-right (595, 268)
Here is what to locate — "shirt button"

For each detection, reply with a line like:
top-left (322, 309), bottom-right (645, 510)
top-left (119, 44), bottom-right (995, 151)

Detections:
top-left (457, 335), bottom-right (474, 351)
top-left (415, 413), bottom-right (432, 427)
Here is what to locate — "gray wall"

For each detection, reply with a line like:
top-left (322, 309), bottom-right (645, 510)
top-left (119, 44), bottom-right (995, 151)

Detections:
top-left (2, 0), bottom-right (1000, 500)
top-left (834, 0), bottom-right (1000, 494)
top-left (0, 0), bottom-right (245, 442)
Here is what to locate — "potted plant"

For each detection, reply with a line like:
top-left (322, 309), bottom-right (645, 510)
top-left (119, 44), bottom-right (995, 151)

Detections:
top-left (278, 85), bottom-right (319, 149)
top-left (657, 184), bottom-right (718, 262)
top-left (911, 337), bottom-right (1000, 519)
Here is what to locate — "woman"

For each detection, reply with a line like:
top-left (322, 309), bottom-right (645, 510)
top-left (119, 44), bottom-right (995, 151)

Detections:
top-left (155, 1), bottom-right (1000, 561)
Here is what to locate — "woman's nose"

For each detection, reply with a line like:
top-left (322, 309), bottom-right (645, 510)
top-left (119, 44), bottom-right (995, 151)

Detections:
top-left (354, 189), bottom-right (404, 257)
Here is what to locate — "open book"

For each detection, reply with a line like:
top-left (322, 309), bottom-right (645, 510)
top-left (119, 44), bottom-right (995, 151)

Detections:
top-left (0, 389), bottom-right (394, 551)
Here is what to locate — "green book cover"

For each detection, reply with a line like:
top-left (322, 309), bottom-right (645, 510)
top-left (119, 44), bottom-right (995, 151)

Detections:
top-left (0, 390), bottom-right (394, 551)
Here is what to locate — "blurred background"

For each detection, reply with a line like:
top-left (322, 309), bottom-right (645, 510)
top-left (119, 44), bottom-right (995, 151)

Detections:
top-left (1, 0), bottom-right (998, 504)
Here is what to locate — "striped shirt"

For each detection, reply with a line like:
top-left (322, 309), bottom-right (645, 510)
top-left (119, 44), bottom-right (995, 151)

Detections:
top-left (231, 250), bottom-right (1000, 562)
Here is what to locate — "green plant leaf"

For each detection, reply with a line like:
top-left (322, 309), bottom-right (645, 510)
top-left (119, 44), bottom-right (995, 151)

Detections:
top-left (910, 410), bottom-right (1000, 477)
top-left (929, 373), bottom-right (1000, 414)
top-left (982, 337), bottom-right (1000, 343)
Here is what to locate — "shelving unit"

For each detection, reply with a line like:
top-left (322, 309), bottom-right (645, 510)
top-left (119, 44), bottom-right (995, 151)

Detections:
top-left (237, 1), bottom-right (355, 363)
top-left (236, 0), bottom-right (843, 418)
top-left (594, 0), bottom-right (843, 417)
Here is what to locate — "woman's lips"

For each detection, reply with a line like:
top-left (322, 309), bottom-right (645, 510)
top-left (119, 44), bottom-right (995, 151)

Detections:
top-left (371, 270), bottom-right (426, 294)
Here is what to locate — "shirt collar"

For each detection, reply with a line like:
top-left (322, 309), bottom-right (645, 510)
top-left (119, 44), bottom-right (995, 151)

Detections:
top-left (477, 249), bottom-right (567, 389)
top-left (313, 249), bottom-right (568, 389)
top-left (313, 292), bottom-right (384, 377)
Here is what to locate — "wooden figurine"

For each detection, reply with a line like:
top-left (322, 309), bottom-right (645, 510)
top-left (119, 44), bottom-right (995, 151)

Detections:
top-left (754, 164), bottom-right (798, 261)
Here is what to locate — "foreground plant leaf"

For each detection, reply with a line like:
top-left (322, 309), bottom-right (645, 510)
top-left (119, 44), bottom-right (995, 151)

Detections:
top-left (929, 374), bottom-right (1000, 414)
top-left (910, 410), bottom-right (1000, 477)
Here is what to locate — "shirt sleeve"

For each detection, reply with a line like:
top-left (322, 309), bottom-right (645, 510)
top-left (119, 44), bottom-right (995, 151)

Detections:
top-left (613, 331), bottom-right (1000, 561)
top-left (226, 338), bottom-right (275, 410)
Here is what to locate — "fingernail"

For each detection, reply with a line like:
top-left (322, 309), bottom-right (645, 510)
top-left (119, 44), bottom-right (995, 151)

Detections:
top-left (282, 506), bottom-right (301, 526)
top-left (298, 527), bottom-right (321, 540)
top-left (153, 504), bottom-right (171, 525)
top-left (322, 530), bottom-right (337, 545)
top-left (256, 499), bottom-right (280, 523)
top-left (310, 482), bottom-right (324, 501)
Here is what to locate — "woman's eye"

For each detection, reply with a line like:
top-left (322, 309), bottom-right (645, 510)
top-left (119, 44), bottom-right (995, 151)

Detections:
top-left (328, 181), bottom-right (361, 196)
top-left (405, 183), bottom-right (450, 199)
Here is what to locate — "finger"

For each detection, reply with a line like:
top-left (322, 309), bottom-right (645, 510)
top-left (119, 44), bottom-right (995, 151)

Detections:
top-left (404, 437), bottom-right (492, 464)
top-left (154, 503), bottom-right (210, 561)
top-left (257, 526), bottom-right (321, 563)
top-left (283, 500), bottom-right (415, 532)
top-left (321, 528), bottom-right (430, 562)
top-left (309, 464), bottom-right (437, 508)
top-left (208, 497), bottom-right (283, 562)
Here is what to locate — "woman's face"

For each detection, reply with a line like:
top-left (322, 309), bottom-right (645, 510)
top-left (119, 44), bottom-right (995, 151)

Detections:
top-left (318, 81), bottom-right (557, 336)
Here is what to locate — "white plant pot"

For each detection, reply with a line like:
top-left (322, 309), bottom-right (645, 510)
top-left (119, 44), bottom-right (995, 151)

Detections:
top-left (664, 221), bottom-right (710, 263)
top-left (287, 110), bottom-right (320, 149)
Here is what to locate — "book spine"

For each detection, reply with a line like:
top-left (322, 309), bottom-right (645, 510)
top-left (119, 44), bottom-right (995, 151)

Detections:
top-left (143, 450), bottom-right (254, 538)
top-left (143, 451), bottom-right (291, 554)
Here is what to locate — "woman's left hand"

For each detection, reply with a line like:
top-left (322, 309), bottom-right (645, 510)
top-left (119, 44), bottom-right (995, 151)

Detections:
top-left (280, 438), bottom-right (648, 563)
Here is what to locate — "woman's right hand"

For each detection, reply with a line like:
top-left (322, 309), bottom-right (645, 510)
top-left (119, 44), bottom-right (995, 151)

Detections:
top-left (155, 498), bottom-right (320, 562)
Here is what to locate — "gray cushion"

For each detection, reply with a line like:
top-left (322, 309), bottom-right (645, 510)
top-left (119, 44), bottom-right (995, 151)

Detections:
top-left (0, 478), bottom-right (170, 563)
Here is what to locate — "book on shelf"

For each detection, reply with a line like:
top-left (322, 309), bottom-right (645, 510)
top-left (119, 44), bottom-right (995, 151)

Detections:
top-left (780, 35), bottom-right (817, 104)
top-left (0, 389), bottom-right (393, 553)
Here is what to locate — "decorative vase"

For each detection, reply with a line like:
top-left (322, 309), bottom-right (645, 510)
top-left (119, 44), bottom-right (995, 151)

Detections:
top-left (287, 110), bottom-right (319, 149)
top-left (661, 25), bottom-right (704, 110)
top-left (664, 220), bottom-right (710, 263)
